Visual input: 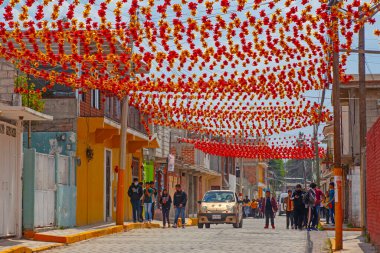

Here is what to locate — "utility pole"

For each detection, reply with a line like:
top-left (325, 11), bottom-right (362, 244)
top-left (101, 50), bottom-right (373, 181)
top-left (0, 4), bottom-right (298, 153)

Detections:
top-left (116, 11), bottom-right (137, 225)
top-left (116, 97), bottom-right (129, 225)
top-left (331, 1), bottom-right (343, 248)
top-left (358, 8), bottom-right (367, 235)
top-left (240, 157), bottom-right (244, 195)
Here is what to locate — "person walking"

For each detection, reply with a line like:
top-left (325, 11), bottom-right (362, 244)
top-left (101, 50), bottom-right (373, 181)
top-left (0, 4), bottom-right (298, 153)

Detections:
top-left (128, 178), bottom-right (143, 223)
top-left (328, 182), bottom-right (335, 225)
top-left (283, 189), bottom-right (294, 229)
top-left (312, 185), bottom-right (324, 229)
top-left (243, 196), bottom-right (251, 218)
top-left (292, 184), bottom-right (305, 230)
top-left (142, 183), bottom-right (154, 223)
top-left (323, 191), bottom-right (330, 224)
top-left (173, 184), bottom-right (187, 229)
top-left (150, 181), bottom-right (157, 220)
top-left (261, 190), bottom-right (278, 229)
top-left (138, 182), bottom-right (144, 222)
top-left (159, 189), bottom-right (172, 228)
top-left (304, 183), bottom-right (317, 231)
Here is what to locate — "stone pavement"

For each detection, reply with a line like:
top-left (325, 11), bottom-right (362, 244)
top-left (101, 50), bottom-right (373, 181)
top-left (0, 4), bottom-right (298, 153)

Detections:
top-left (44, 216), bottom-right (330, 253)
top-left (327, 231), bottom-right (378, 253)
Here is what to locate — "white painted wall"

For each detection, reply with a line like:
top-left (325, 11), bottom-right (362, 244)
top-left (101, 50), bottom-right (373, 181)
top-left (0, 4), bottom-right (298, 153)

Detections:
top-left (350, 166), bottom-right (361, 227)
top-left (342, 105), bottom-right (350, 156)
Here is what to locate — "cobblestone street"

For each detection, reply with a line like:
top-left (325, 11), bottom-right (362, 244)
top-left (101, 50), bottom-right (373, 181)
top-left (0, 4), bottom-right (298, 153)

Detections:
top-left (45, 216), bottom-right (329, 253)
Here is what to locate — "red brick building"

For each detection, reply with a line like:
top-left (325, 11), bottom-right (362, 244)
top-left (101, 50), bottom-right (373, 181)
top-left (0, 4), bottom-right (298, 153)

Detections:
top-left (366, 116), bottom-right (380, 251)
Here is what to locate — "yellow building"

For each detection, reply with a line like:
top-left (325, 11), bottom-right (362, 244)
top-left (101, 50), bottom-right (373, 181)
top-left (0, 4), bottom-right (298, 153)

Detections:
top-left (76, 117), bottom-right (158, 226)
top-left (257, 162), bottom-right (268, 198)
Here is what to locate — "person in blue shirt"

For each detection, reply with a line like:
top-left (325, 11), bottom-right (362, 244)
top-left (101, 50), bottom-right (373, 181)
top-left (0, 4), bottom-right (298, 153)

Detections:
top-left (328, 182), bottom-right (335, 224)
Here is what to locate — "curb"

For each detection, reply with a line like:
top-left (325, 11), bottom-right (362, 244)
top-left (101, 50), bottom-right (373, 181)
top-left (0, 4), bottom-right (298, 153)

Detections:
top-left (2, 223), bottom-right (162, 253)
top-left (322, 226), bottom-right (362, 232)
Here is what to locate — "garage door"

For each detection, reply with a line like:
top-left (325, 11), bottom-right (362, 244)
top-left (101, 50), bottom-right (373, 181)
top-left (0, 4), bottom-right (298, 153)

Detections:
top-left (0, 123), bottom-right (17, 237)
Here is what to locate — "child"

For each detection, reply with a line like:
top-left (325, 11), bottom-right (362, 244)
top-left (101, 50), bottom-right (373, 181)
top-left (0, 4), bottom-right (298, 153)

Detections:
top-left (159, 189), bottom-right (172, 228)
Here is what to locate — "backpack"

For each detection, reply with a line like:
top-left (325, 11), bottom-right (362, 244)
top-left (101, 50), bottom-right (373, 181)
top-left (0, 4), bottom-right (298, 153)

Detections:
top-left (303, 189), bottom-right (316, 205)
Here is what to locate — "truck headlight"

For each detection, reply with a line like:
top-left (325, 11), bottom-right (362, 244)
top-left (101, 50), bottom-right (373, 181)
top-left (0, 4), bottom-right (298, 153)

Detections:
top-left (226, 205), bottom-right (234, 212)
top-left (201, 205), bottom-right (208, 212)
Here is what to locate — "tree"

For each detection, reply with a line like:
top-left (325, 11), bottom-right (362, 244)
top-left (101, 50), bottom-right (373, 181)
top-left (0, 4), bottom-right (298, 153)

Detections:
top-left (14, 75), bottom-right (45, 112)
top-left (268, 159), bottom-right (286, 191)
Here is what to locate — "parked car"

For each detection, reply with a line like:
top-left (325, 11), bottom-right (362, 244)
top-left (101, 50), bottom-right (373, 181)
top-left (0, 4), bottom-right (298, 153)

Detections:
top-left (197, 190), bottom-right (243, 229)
top-left (278, 192), bottom-right (289, 216)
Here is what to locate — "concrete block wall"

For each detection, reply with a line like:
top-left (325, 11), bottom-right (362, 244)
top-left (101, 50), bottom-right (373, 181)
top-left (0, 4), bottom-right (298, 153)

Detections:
top-left (366, 116), bottom-right (380, 251)
top-left (0, 58), bottom-right (20, 106)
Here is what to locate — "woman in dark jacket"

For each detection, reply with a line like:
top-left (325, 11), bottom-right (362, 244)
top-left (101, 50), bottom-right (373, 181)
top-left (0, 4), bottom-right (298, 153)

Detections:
top-left (159, 189), bottom-right (172, 228)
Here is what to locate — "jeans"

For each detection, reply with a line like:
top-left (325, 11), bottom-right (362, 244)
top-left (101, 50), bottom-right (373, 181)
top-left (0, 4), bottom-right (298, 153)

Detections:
top-left (174, 207), bottom-right (185, 226)
top-left (131, 199), bottom-right (141, 222)
top-left (162, 207), bottom-right (170, 226)
top-left (151, 202), bottom-right (155, 220)
top-left (244, 206), bottom-right (251, 217)
top-left (286, 211), bottom-right (294, 228)
top-left (265, 210), bottom-right (274, 226)
top-left (294, 207), bottom-right (304, 229)
top-left (139, 204), bottom-right (144, 221)
top-left (312, 205), bottom-right (320, 228)
top-left (144, 203), bottom-right (153, 221)
top-left (329, 203), bottom-right (335, 224)
top-left (326, 208), bottom-right (330, 223)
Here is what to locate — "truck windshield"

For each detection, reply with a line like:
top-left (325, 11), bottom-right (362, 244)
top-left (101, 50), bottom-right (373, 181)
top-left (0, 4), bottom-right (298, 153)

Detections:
top-left (202, 191), bottom-right (235, 203)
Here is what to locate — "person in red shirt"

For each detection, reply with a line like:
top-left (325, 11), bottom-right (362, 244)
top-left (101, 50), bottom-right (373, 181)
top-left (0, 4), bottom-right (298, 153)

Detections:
top-left (312, 185), bottom-right (324, 229)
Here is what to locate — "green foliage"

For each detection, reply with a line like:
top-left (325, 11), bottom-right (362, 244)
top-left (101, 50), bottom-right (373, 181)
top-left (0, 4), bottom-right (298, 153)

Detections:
top-left (268, 159), bottom-right (285, 177)
top-left (14, 75), bottom-right (45, 112)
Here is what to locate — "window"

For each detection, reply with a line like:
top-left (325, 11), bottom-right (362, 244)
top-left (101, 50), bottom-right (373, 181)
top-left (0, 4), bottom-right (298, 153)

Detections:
top-left (91, 89), bottom-right (100, 109)
top-left (202, 191), bottom-right (236, 203)
top-left (79, 90), bottom-right (85, 102)
top-left (115, 99), bottom-right (121, 118)
top-left (104, 97), bottom-right (113, 117)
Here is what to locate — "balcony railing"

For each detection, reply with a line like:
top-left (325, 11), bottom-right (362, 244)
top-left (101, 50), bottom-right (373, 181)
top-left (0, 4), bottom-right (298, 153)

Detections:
top-left (128, 106), bottom-right (149, 135)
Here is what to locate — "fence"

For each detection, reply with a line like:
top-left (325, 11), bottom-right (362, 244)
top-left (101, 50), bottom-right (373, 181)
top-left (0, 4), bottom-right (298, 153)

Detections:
top-left (23, 149), bottom-right (76, 230)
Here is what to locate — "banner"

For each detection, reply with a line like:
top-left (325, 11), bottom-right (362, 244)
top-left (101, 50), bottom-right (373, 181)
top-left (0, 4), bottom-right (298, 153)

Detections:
top-left (168, 154), bottom-right (175, 172)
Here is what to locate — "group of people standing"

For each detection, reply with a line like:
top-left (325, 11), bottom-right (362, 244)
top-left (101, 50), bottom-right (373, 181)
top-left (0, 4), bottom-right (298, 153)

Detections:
top-left (128, 178), bottom-right (157, 223)
top-left (128, 179), bottom-right (188, 228)
top-left (283, 182), bottom-right (335, 231)
top-left (250, 182), bottom-right (335, 231)
top-left (242, 196), bottom-right (268, 219)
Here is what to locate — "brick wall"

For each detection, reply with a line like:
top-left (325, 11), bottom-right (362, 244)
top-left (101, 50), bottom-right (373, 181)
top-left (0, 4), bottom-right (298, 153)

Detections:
top-left (79, 92), bottom-right (104, 118)
top-left (182, 144), bottom-right (195, 165)
top-left (366, 116), bottom-right (380, 250)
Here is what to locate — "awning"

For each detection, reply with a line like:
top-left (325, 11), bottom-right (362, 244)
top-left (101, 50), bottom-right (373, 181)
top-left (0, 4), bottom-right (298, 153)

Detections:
top-left (0, 105), bottom-right (53, 121)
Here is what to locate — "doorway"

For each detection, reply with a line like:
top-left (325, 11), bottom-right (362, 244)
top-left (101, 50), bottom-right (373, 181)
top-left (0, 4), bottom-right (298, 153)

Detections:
top-left (104, 149), bottom-right (112, 222)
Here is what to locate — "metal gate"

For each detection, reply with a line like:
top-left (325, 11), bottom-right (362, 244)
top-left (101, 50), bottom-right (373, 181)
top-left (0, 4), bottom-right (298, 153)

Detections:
top-left (34, 153), bottom-right (56, 228)
top-left (0, 123), bottom-right (17, 237)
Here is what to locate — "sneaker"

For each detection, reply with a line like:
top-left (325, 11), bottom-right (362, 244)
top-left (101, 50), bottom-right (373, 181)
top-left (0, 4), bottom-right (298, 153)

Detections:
top-left (272, 225), bottom-right (275, 229)
top-left (312, 227), bottom-right (318, 231)
top-left (172, 224), bottom-right (177, 228)
top-left (264, 225), bottom-right (269, 229)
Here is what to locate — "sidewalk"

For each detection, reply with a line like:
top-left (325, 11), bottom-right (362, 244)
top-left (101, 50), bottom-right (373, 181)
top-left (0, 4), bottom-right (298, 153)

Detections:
top-left (327, 231), bottom-right (377, 252)
top-left (0, 221), bottom-right (161, 253)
